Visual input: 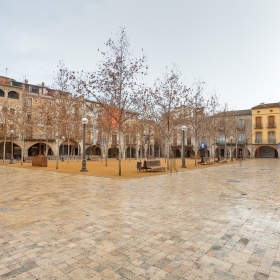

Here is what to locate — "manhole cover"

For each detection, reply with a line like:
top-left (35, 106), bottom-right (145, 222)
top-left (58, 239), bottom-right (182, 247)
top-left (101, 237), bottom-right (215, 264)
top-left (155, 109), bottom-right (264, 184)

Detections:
top-left (227, 180), bottom-right (241, 183)
top-left (0, 207), bottom-right (14, 212)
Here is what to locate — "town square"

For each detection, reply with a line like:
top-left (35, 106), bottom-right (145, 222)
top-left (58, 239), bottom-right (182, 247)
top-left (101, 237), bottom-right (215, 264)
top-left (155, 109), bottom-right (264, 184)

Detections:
top-left (1, 1), bottom-right (280, 279)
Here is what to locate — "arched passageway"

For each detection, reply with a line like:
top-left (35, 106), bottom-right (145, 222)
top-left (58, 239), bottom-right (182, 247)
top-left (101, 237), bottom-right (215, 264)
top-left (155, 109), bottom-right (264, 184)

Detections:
top-left (85, 145), bottom-right (101, 156)
top-left (8, 91), bottom-right (19, 99)
top-left (126, 147), bottom-right (136, 158)
top-left (0, 142), bottom-right (22, 160)
top-left (175, 149), bottom-right (181, 157)
top-left (108, 147), bottom-right (119, 158)
top-left (255, 146), bottom-right (278, 158)
top-left (28, 143), bottom-right (54, 156)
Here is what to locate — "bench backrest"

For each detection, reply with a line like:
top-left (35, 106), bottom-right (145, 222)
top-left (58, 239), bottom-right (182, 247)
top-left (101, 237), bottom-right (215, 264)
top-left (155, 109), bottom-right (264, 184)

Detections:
top-left (144, 159), bottom-right (161, 168)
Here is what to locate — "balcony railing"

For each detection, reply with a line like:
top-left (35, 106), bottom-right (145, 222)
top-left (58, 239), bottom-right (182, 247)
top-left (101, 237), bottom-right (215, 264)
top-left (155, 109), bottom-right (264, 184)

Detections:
top-left (236, 125), bottom-right (245, 131)
top-left (254, 124), bottom-right (263, 129)
top-left (267, 123), bottom-right (276, 128)
top-left (255, 139), bottom-right (276, 144)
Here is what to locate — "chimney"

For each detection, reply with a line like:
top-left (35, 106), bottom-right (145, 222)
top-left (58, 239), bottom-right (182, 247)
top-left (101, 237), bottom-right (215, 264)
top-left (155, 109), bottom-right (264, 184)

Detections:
top-left (42, 82), bottom-right (45, 87)
top-left (25, 79), bottom-right (28, 84)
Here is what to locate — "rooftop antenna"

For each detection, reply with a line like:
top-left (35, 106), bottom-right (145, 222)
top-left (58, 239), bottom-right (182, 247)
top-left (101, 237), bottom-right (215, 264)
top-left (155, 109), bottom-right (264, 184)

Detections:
top-left (6, 68), bottom-right (7, 77)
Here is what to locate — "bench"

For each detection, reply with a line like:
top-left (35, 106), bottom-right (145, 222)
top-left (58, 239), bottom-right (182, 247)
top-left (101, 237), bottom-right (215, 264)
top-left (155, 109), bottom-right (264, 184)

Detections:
top-left (202, 157), bottom-right (213, 165)
top-left (87, 155), bottom-right (100, 161)
top-left (218, 157), bottom-right (227, 163)
top-left (24, 156), bottom-right (32, 163)
top-left (142, 159), bottom-right (165, 172)
top-left (237, 155), bottom-right (245, 160)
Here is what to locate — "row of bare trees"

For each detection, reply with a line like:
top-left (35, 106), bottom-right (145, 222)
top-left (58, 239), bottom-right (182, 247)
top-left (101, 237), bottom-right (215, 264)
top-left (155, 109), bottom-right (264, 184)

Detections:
top-left (1, 27), bottom-right (252, 175)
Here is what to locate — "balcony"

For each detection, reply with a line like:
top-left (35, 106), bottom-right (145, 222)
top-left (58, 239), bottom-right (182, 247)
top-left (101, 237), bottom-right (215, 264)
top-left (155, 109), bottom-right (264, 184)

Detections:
top-left (267, 123), bottom-right (276, 128)
top-left (236, 124), bottom-right (245, 131)
top-left (254, 139), bottom-right (276, 144)
top-left (254, 124), bottom-right (263, 129)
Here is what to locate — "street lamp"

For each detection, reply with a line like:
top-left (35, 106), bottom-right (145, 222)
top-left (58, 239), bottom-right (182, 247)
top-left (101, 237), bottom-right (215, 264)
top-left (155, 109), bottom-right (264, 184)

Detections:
top-left (143, 131), bottom-right (154, 159)
top-left (61, 136), bottom-right (65, 162)
top-left (9, 129), bottom-right (15, 164)
top-left (80, 117), bottom-right (88, 172)
top-left (230, 136), bottom-right (233, 162)
top-left (181, 125), bottom-right (187, 168)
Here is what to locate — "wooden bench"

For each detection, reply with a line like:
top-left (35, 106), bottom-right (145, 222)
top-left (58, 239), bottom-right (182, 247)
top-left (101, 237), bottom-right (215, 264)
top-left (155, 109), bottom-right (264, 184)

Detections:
top-left (142, 159), bottom-right (165, 172)
top-left (88, 155), bottom-right (100, 161)
top-left (24, 156), bottom-right (32, 163)
top-left (218, 157), bottom-right (227, 163)
top-left (202, 157), bottom-right (214, 165)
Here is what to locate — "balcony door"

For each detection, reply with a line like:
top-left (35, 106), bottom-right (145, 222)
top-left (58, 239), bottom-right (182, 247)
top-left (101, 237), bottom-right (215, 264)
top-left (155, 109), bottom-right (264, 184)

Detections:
top-left (256, 117), bottom-right (261, 128)
top-left (269, 131), bottom-right (275, 144)
top-left (256, 132), bottom-right (262, 144)
top-left (268, 116), bottom-right (274, 128)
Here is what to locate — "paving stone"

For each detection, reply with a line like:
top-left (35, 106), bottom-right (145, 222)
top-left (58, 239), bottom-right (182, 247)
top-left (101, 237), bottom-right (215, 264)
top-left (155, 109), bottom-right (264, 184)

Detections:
top-left (1, 159), bottom-right (280, 279)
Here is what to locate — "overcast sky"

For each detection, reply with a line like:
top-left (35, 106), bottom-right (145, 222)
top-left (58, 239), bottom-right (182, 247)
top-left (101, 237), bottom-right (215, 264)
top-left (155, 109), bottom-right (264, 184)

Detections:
top-left (1, 0), bottom-right (280, 110)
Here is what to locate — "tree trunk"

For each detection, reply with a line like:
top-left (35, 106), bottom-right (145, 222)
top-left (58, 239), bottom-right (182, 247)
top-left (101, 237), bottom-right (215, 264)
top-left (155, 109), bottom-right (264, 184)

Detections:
top-left (56, 140), bottom-right (59, 169)
top-left (118, 129), bottom-right (121, 176)
top-left (235, 140), bottom-right (238, 160)
top-left (21, 137), bottom-right (24, 165)
top-left (167, 141), bottom-right (170, 170)
top-left (67, 138), bottom-right (70, 164)
top-left (2, 138), bottom-right (6, 163)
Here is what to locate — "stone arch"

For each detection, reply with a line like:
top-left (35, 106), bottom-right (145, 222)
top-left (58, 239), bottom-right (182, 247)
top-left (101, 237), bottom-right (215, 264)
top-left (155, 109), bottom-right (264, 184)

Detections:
top-left (27, 142), bottom-right (54, 156)
top-left (0, 89), bottom-right (4, 97)
top-left (8, 91), bottom-right (19, 99)
top-left (60, 139), bottom-right (79, 157)
top-left (254, 145), bottom-right (278, 158)
top-left (0, 141), bottom-right (22, 160)
top-left (126, 146), bottom-right (136, 158)
top-left (108, 147), bottom-right (119, 158)
top-left (85, 145), bottom-right (101, 156)
top-left (175, 149), bottom-right (181, 157)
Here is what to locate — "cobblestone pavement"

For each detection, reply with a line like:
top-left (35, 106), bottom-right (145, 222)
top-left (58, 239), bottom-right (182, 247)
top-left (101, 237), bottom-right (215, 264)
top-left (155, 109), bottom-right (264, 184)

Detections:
top-left (1, 159), bottom-right (280, 280)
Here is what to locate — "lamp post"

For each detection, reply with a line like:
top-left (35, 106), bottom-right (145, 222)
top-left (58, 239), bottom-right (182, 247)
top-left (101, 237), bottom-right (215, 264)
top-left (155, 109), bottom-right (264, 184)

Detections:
top-left (9, 130), bottom-right (15, 164)
top-left (143, 131), bottom-right (154, 159)
top-left (230, 136), bottom-right (233, 162)
top-left (181, 125), bottom-right (187, 168)
top-left (61, 136), bottom-right (65, 162)
top-left (81, 117), bottom-right (88, 172)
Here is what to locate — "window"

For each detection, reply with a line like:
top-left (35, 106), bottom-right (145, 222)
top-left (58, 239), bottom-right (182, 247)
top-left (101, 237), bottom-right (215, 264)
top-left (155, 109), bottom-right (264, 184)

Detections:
top-left (268, 116), bottom-right (275, 128)
top-left (8, 91), bottom-right (19, 99)
top-left (187, 137), bottom-right (191, 145)
top-left (0, 89), bottom-right (4, 97)
top-left (238, 118), bottom-right (244, 128)
top-left (26, 98), bottom-right (32, 107)
top-left (255, 117), bottom-right (262, 128)
top-left (112, 135), bottom-right (117, 145)
top-left (219, 135), bottom-right (225, 144)
top-left (256, 132), bottom-right (262, 143)
top-left (238, 134), bottom-right (245, 144)
top-left (173, 138), bottom-right (177, 146)
top-left (31, 87), bottom-right (38, 94)
top-left (268, 132), bottom-right (275, 143)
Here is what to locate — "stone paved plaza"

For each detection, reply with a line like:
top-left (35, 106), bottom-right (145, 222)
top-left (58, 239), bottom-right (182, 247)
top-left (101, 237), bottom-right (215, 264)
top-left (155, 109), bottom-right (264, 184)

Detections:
top-left (1, 159), bottom-right (280, 280)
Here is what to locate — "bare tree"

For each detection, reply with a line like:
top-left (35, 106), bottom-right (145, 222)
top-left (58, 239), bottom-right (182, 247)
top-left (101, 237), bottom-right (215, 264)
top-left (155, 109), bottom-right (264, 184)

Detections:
top-left (80, 27), bottom-right (148, 176)
top-left (184, 79), bottom-right (209, 166)
top-left (150, 65), bottom-right (189, 169)
top-left (0, 102), bottom-right (13, 163)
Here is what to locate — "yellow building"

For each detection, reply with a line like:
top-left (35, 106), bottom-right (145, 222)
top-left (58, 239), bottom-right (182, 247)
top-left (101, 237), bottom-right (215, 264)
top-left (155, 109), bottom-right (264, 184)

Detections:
top-left (251, 102), bottom-right (280, 158)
